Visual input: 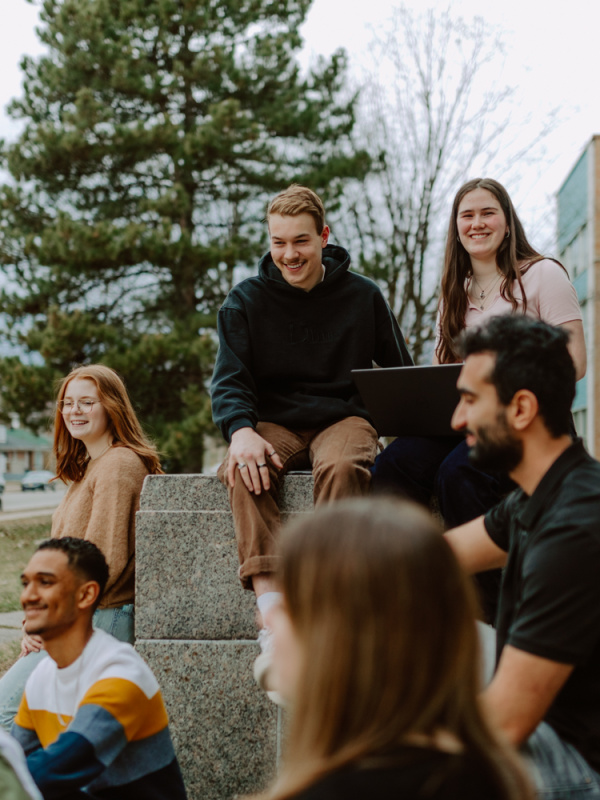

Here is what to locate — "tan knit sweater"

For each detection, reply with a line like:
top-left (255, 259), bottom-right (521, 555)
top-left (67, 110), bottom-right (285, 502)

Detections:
top-left (51, 446), bottom-right (149, 609)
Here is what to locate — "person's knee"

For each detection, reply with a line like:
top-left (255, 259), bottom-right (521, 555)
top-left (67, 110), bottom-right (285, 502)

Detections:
top-left (435, 455), bottom-right (465, 494)
top-left (313, 457), bottom-right (371, 498)
top-left (435, 450), bottom-right (499, 499)
top-left (372, 437), bottom-right (420, 484)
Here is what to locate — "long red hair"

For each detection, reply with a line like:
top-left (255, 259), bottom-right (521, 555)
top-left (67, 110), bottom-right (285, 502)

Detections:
top-left (53, 364), bottom-right (163, 482)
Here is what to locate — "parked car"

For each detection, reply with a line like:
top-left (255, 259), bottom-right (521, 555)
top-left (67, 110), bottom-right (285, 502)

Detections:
top-left (21, 470), bottom-right (56, 491)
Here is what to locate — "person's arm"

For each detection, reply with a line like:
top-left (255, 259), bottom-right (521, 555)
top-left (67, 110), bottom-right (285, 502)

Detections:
top-left (445, 516), bottom-right (507, 575)
top-left (212, 304), bottom-right (284, 492)
top-left (482, 645), bottom-right (573, 746)
top-left (532, 260), bottom-right (586, 380)
top-left (484, 510), bottom-right (600, 746)
top-left (84, 451), bottom-right (147, 597)
top-left (21, 678), bottom-right (168, 797)
top-left (11, 713), bottom-right (42, 759)
top-left (226, 427), bottom-right (283, 494)
top-left (372, 292), bottom-right (414, 367)
top-left (24, 730), bottom-right (104, 798)
top-left (211, 305), bottom-right (260, 441)
top-left (560, 319), bottom-right (586, 381)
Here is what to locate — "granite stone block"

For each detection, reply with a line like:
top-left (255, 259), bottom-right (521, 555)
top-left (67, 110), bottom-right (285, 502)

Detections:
top-left (135, 473), bottom-right (313, 799)
top-left (136, 640), bottom-right (280, 800)
top-left (140, 472), bottom-right (314, 512)
top-left (136, 510), bottom-right (257, 641)
top-left (140, 474), bottom-right (230, 512)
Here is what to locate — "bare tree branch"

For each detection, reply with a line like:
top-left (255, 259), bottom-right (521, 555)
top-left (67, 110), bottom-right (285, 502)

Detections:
top-left (334, 6), bottom-right (557, 361)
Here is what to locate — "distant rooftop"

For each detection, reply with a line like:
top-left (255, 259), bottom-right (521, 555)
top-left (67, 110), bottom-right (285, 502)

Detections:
top-left (0, 426), bottom-right (52, 452)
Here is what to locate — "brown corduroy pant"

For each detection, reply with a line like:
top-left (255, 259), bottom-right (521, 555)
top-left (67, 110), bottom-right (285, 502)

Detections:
top-left (217, 416), bottom-right (379, 590)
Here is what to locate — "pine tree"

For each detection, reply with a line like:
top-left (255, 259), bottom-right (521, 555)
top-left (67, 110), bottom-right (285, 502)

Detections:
top-left (0, 0), bottom-right (366, 470)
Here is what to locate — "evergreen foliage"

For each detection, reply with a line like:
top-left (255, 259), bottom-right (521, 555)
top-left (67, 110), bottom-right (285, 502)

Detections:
top-left (0, 0), bottom-right (366, 470)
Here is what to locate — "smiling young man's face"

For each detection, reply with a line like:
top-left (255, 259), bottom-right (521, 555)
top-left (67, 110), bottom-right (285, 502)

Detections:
top-left (20, 549), bottom-right (81, 641)
top-left (268, 212), bottom-right (329, 292)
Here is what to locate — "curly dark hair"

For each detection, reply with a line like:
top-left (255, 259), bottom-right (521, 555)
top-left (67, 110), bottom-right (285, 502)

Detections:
top-left (457, 315), bottom-right (575, 437)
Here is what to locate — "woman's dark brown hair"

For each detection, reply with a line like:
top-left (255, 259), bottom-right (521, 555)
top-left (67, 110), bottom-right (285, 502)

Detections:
top-left (436, 178), bottom-right (547, 364)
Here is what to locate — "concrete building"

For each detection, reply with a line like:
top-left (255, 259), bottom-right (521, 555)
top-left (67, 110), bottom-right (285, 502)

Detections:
top-left (557, 135), bottom-right (600, 455)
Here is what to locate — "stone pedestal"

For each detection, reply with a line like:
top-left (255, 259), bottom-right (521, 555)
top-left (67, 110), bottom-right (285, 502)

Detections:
top-left (135, 473), bottom-right (313, 800)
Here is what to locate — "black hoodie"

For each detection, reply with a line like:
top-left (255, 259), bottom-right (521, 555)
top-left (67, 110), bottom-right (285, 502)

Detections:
top-left (211, 244), bottom-right (413, 442)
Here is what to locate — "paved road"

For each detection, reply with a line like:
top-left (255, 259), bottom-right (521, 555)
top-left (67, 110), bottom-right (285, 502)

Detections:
top-left (0, 508), bottom-right (56, 522)
top-left (1, 488), bottom-right (66, 515)
top-left (0, 611), bottom-right (22, 643)
top-left (0, 486), bottom-right (65, 521)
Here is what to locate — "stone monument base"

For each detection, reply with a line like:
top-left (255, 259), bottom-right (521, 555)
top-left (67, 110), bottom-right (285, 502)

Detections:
top-left (135, 473), bottom-right (313, 800)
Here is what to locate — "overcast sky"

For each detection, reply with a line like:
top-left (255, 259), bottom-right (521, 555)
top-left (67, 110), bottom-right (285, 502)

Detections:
top-left (1, 0), bottom-right (598, 250)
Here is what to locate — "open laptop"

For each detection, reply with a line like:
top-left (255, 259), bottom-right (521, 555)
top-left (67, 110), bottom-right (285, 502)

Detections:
top-left (351, 364), bottom-right (463, 437)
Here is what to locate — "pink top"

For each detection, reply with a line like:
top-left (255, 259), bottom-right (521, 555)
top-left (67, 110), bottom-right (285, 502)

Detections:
top-left (464, 259), bottom-right (582, 328)
top-left (436, 259), bottom-right (582, 348)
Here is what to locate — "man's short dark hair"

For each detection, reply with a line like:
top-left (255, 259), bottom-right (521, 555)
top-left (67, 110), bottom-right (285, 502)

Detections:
top-left (37, 538), bottom-right (109, 608)
top-left (457, 316), bottom-right (575, 437)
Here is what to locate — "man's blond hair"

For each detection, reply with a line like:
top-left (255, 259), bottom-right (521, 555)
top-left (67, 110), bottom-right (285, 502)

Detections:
top-left (267, 184), bottom-right (326, 235)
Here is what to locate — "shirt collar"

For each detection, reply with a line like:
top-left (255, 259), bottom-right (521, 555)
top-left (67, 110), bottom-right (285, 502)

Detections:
top-left (518, 438), bottom-right (589, 530)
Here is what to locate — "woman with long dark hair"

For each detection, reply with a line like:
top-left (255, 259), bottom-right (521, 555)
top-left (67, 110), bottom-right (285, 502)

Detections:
top-left (371, 179), bottom-right (585, 619)
top-left (435, 178), bottom-right (585, 369)
top-left (257, 499), bottom-right (533, 800)
top-left (0, 365), bottom-right (162, 729)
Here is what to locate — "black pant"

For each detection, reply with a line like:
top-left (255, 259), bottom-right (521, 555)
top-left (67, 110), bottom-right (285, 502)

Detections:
top-left (371, 436), bottom-right (514, 623)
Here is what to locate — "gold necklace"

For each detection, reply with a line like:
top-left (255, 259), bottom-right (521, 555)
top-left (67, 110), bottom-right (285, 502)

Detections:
top-left (89, 442), bottom-right (112, 461)
top-left (471, 273), bottom-right (501, 310)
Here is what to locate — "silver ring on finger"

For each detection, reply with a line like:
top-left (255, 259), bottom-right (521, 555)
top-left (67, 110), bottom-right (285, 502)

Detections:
top-left (237, 463), bottom-right (247, 469)
top-left (268, 450), bottom-right (276, 457)
top-left (257, 463), bottom-right (267, 468)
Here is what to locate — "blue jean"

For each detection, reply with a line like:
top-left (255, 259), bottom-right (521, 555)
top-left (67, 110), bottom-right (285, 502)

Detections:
top-left (0, 604), bottom-right (134, 731)
top-left (522, 722), bottom-right (600, 798)
top-left (477, 624), bottom-right (599, 799)
top-left (371, 436), bottom-right (514, 623)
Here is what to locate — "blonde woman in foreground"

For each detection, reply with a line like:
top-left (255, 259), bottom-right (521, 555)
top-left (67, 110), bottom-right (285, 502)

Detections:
top-left (257, 498), bottom-right (533, 800)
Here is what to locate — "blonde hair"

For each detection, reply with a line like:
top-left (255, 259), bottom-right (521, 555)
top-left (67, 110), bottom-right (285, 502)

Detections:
top-left (53, 364), bottom-right (163, 482)
top-left (267, 184), bottom-right (326, 235)
top-left (260, 499), bottom-right (532, 800)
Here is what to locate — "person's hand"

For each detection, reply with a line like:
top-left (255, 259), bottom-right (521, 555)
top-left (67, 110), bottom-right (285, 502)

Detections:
top-left (227, 427), bottom-right (283, 494)
top-left (20, 626), bottom-right (43, 658)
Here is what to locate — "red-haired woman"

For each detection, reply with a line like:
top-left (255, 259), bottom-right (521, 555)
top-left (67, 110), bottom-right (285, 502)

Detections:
top-left (0, 365), bottom-right (162, 729)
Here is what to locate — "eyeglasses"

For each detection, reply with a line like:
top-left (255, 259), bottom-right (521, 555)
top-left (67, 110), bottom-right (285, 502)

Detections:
top-left (57, 398), bottom-right (101, 414)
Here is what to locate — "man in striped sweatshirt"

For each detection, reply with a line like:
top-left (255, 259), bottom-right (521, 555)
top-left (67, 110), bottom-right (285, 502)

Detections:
top-left (11, 537), bottom-right (187, 799)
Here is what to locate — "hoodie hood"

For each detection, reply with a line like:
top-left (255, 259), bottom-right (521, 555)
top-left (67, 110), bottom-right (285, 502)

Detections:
top-left (258, 243), bottom-right (351, 292)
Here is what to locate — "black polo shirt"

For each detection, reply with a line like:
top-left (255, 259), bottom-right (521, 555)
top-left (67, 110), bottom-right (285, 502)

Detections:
top-left (484, 439), bottom-right (600, 772)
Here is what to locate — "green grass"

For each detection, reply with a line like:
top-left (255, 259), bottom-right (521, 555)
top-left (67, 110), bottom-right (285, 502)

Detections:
top-left (0, 640), bottom-right (20, 676)
top-left (0, 517), bottom-right (53, 613)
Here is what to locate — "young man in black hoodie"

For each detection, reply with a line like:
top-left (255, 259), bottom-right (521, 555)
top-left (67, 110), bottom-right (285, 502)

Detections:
top-left (211, 185), bottom-right (412, 698)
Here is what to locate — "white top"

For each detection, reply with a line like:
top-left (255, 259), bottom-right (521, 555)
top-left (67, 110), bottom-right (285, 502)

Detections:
top-left (23, 630), bottom-right (159, 724)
